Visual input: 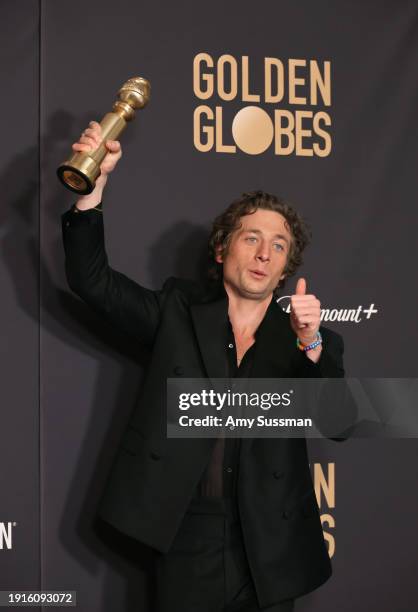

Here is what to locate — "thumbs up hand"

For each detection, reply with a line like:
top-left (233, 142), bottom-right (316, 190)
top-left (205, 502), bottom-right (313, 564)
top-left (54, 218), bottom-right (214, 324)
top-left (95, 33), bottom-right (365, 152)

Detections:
top-left (290, 278), bottom-right (322, 350)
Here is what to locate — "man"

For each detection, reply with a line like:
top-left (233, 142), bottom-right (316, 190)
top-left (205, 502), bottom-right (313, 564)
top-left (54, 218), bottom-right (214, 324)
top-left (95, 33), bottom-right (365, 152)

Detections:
top-left (61, 122), bottom-right (347, 612)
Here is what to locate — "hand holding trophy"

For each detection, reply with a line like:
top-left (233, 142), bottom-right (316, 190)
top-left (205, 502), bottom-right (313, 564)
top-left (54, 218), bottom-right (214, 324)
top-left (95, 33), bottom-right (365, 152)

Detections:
top-left (67, 121), bottom-right (122, 209)
top-left (57, 76), bottom-right (150, 195)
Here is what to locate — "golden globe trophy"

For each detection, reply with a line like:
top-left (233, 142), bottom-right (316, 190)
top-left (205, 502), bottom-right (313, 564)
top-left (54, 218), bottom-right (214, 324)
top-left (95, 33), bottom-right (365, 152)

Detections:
top-left (57, 76), bottom-right (150, 195)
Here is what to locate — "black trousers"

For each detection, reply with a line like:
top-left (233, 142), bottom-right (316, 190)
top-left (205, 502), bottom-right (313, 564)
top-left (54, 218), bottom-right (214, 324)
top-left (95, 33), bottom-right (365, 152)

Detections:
top-left (153, 497), bottom-right (295, 612)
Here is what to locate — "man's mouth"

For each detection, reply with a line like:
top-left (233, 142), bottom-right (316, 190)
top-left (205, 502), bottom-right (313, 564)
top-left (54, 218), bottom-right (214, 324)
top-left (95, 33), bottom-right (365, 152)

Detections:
top-left (249, 269), bottom-right (267, 278)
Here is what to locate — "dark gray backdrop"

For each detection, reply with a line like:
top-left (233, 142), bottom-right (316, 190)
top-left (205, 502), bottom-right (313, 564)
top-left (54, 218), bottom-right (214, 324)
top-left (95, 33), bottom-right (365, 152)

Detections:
top-left (1, 0), bottom-right (417, 611)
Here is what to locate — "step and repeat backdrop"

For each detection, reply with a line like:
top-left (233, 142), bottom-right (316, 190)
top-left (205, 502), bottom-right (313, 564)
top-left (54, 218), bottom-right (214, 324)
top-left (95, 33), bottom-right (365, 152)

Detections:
top-left (1, 0), bottom-right (417, 611)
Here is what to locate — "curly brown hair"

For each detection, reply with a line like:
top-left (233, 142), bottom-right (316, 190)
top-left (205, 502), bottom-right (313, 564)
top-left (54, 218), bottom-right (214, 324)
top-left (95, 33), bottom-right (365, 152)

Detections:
top-left (208, 190), bottom-right (311, 294)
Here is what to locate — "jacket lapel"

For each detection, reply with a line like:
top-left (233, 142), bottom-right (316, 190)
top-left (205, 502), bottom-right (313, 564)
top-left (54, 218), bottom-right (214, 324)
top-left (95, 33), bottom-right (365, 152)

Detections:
top-left (250, 296), bottom-right (296, 378)
top-left (189, 285), bottom-right (230, 380)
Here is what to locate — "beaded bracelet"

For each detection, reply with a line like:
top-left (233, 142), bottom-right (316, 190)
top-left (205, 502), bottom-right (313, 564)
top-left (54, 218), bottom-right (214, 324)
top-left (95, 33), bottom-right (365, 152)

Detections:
top-left (296, 331), bottom-right (322, 352)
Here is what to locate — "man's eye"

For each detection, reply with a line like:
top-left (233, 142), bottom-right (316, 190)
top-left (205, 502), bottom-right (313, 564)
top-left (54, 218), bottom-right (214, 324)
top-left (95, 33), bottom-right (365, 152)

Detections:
top-left (273, 243), bottom-right (284, 251)
top-left (245, 236), bottom-right (257, 243)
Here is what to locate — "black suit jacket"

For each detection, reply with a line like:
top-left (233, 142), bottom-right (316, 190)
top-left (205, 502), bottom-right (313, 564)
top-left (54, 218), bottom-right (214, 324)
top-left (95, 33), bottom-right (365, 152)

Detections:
top-left (61, 206), bottom-right (348, 607)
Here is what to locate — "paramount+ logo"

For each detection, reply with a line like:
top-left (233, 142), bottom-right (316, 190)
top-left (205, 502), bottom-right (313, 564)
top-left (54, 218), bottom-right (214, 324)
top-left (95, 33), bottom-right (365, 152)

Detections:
top-left (193, 52), bottom-right (332, 157)
top-left (277, 296), bottom-right (378, 324)
top-left (0, 521), bottom-right (17, 550)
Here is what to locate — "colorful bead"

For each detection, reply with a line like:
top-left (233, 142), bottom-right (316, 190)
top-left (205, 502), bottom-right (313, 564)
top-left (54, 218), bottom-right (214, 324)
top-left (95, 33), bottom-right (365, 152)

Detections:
top-left (296, 331), bottom-right (322, 352)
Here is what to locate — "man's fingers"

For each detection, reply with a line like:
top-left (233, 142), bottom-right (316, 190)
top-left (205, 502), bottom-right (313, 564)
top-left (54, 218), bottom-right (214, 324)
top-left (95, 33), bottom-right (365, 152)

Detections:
top-left (71, 127), bottom-right (122, 176)
top-left (291, 298), bottom-right (321, 308)
top-left (76, 121), bottom-right (101, 146)
top-left (291, 296), bottom-right (319, 304)
top-left (105, 140), bottom-right (121, 151)
top-left (87, 121), bottom-right (101, 138)
top-left (291, 295), bottom-right (320, 304)
top-left (72, 142), bottom-right (93, 152)
top-left (79, 135), bottom-right (97, 148)
top-left (83, 127), bottom-right (101, 141)
top-left (290, 309), bottom-right (317, 320)
top-left (292, 309), bottom-right (320, 318)
top-left (294, 315), bottom-right (316, 324)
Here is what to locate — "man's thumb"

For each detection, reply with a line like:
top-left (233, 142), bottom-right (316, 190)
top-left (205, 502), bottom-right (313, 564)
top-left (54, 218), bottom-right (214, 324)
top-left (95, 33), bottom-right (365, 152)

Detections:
top-left (295, 277), bottom-right (306, 295)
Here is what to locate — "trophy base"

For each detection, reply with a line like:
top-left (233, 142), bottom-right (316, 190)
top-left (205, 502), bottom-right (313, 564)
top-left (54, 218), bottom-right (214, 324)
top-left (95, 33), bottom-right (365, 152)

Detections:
top-left (57, 166), bottom-right (94, 195)
top-left (57, 152), bottom-right (101, 195)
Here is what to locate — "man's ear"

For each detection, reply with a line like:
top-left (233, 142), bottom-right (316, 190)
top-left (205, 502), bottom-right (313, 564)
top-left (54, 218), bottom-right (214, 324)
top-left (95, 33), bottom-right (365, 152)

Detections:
top-left (215, 244), bottom-right (223, 264)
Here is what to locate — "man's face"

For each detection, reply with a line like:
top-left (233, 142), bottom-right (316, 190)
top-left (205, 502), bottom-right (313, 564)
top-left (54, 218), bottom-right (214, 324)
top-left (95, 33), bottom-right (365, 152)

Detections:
top-left (216, 208), bottom-right (292, 300)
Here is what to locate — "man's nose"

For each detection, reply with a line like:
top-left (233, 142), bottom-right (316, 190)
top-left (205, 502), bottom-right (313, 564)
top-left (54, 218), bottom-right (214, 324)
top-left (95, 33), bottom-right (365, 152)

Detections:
top-left (256, 242), bottom-right (270, 262)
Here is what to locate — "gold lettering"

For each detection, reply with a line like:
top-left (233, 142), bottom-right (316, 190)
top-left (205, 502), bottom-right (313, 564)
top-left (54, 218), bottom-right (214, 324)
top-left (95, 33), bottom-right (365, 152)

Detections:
top-left (295, 110), bottom-right (313, 156)
top-left (274, 110), bottom-right (295, 155)
top-left (193, 105), bottom-right (214, 151)
top-left (217, 55), bottom-right (238, 101)
top-left (313, 112), bottom-right (332, 156)
top-left (310, 60), bottom-right (331, 106)
top-left (314, 462), bottom-right (335, 508)
top-left (242, 56), bottom-right (260, 102)
top-left (215, 106), bottom-right (236, 153)
top-left (193, 53), bottom-right (214, 100)
top-left (265, 58), bottom-right (284, 103)
top-left (321, 514), bottom-right (335, 557)
top-left (288, 59), bottom-right (307, 104)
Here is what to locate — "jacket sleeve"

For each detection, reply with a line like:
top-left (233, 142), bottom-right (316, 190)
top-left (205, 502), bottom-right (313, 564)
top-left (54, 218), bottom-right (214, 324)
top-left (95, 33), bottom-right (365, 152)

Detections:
top-left (291, 327), bottom-right (345, 378)
top-left (291, 329), bottom-right (357, 441)
top-left (61, 203), bottom-right (174, 348)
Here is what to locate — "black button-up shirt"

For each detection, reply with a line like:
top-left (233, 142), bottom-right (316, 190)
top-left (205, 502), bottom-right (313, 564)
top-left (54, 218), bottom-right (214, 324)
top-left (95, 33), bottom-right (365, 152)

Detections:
top-left (193, 319), bottom-right (257, 501)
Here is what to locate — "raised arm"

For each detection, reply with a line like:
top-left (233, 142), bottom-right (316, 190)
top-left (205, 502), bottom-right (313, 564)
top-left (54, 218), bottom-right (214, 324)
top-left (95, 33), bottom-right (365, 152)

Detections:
top-left (61, 121), bottom-right (171, 348)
